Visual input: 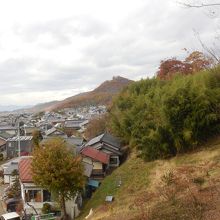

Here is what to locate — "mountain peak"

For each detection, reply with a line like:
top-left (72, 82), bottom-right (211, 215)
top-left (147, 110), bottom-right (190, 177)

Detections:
top-left (30, 76), bottom-right (133, 112)
top-left (94, 76), bottom-right (133, 93)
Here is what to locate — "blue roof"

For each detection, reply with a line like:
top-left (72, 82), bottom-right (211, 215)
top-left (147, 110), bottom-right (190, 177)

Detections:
top-left (88, 179), bottom-right (100, 188)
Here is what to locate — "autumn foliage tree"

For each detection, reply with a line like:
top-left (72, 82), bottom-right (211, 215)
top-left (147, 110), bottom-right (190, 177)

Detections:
top-left (32, 129), bottom-right (43, 148)
top-left (157, 58), bottom-right (192, 80)
top-left (32, 138), bottom-right (85, 219)
top-left (185, 51), bottom-right (213, 72)
top-left (84, 114), bottom-right (109, 139)
top-left (157, 51), bottom-right (213, 80)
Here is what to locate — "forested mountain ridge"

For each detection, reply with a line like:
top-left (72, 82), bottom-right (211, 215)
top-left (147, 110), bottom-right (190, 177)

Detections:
top-left (29, 76), bottom-right (133, 112)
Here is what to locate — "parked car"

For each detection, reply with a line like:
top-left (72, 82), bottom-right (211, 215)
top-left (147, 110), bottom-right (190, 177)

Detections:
top-left (5, 198), bottom-right (21, 212)
top-left (0, 212), bottom-right (20, 220)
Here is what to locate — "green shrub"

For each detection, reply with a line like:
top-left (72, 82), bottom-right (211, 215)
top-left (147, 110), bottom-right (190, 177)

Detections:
top-left (110, 67), bottom-right (220, 160)
top-left (42, 203), bottom-right (52, 214)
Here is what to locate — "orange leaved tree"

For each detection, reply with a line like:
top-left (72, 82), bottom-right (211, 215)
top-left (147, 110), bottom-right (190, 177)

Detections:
top-left (32, 138), bottom-right (85, 219)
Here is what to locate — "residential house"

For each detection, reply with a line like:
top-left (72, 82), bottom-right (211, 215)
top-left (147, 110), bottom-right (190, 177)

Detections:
top-left (41, 136), bottom-right (84, 155)
top-left (64, 137), bottom-right (85, 155)
top-left (1, 156), bottom-right (30, 185)
top-left (81, 147), bottom-right (110, 179)
top-left (0, 131), bottom-right (14, 140)
top-left (22, 124), bottom-right (36, 136)
top-left (84, 133), bottom-right (123, 167)
top-left (19, 157), bottom-right (54, 214)
top-left (50, 119), bottom-right (65, 127)
top-left (19, 157), bottom-right (83, 218)
top-left (64, 119), bottom-right (89, 135)
top-left (81, 161), bottom-right (100, 198)
top-left (6, 136), bottom-right (33, 158)
top-left (3, 161), bottom-right (18, 185)
top-left (43, 113), bottom-right (65, 126)
top-left (35, 121), bottom-right (53, 133)
top-left (0, 126), bottom-right (17, 136)
top-left (44, 127), bottom-right (67, 138)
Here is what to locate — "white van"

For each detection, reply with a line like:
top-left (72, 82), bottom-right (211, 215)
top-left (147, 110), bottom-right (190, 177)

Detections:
top-left (0, 212), bottom-right (20, 220)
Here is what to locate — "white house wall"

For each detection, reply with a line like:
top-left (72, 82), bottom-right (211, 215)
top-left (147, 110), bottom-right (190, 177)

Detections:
top-left (82, 157), bottom-right (103, 169)
top-left (4, 175), bottom-right (10, 184)
top-left (82, 157), bottom-right (92, 164)
top-left (21, 183), bottom-right (55, 215)
top-left (93, 162), bottom-right (102, 170)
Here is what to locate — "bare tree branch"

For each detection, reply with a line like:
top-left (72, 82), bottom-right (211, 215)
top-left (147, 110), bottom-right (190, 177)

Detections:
top-left (179, 2), bottom-right (220, 63)
top-left (194, 30), bottom-right (220, 63)
top-left (179, 2), bottom-right (220, 8)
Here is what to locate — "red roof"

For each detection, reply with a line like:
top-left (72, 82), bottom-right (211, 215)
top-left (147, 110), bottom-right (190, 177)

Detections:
top-left (81, 147), bottom-right (110, 164)
top-left (19, 158), bottom-right (33, 183)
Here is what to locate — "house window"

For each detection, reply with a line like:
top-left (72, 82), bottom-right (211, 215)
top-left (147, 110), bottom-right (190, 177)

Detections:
top-left (25, 190), bottom-right (42, 202)
top-left (110, 157), bottom-right (118, 165)
top-left (0, 146), bottom-right (6, 152)
top-left (43, 190), bottom-right (51, 202)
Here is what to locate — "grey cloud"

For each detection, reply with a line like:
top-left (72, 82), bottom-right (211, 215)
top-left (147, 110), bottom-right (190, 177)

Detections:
top-left (0, 57), bottom-right (105, 95)
top-left (82, 2), bottom-right (218, 76)
top-left (1, 0), bottom-right (219, 105)
top-left (14, 16), bottom-right (110, 48)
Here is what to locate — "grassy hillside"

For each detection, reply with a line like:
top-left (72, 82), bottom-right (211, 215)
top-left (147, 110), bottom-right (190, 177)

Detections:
top-left (77, 137), bottom-right (220, 220)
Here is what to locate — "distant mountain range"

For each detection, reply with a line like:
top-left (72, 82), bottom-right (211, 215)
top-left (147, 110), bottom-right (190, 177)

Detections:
top-left (29, 76), bottom-right (133, 112)
top-left (27, 101), bottom-right (60, 113)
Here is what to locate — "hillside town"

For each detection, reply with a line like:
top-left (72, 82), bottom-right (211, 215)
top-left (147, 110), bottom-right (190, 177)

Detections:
top-left (1, 0), bottom-right (220, 219)
top-left (0, 105), bottom-right (126, 219)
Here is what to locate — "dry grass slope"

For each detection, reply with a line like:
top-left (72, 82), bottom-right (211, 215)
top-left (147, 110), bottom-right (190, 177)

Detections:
top-left (77, 136), bottom-right (220, 220)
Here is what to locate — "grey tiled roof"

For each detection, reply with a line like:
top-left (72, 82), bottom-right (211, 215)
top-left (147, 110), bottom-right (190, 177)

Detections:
top-left (45, 127), bottom-right (65, 136)
top-left (7, 136), bottom-right (33, 141)
top-left (85, 133), bottom-right (121, 149)
top-left (85, 133), bottom-right (105, 146)
top-left (64, 119), bottom-right (88, 128)
top-left (0, 132), bottom-right (14, 140)
top-left (102, 133), bottom-right (121, 149)
top-left (65, 137), bottom-right (84, 146)
top-left (45, 127), bottom-right (57, 136)
top-left (0, 126), bottom-right (17, 131)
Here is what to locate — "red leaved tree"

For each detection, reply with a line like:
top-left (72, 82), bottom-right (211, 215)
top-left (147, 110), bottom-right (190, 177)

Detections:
top-left (157, 51), bottom-right (213, 80)
top-left (157, 58), bottom-right (192, 80)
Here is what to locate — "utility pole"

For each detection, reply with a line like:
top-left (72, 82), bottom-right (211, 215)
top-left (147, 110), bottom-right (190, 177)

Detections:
top-left (15, 115), bottom-right (22, 158)
top-left (18, 120), bottom-right (21, 158)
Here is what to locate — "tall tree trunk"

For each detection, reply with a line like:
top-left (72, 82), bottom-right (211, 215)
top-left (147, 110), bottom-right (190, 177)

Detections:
top-left (61, 195), bottom-right (67, 220)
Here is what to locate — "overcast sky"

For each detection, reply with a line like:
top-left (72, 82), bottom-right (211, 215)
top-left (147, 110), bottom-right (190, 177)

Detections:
top-left (0, 0), bottom-right (218, 106)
